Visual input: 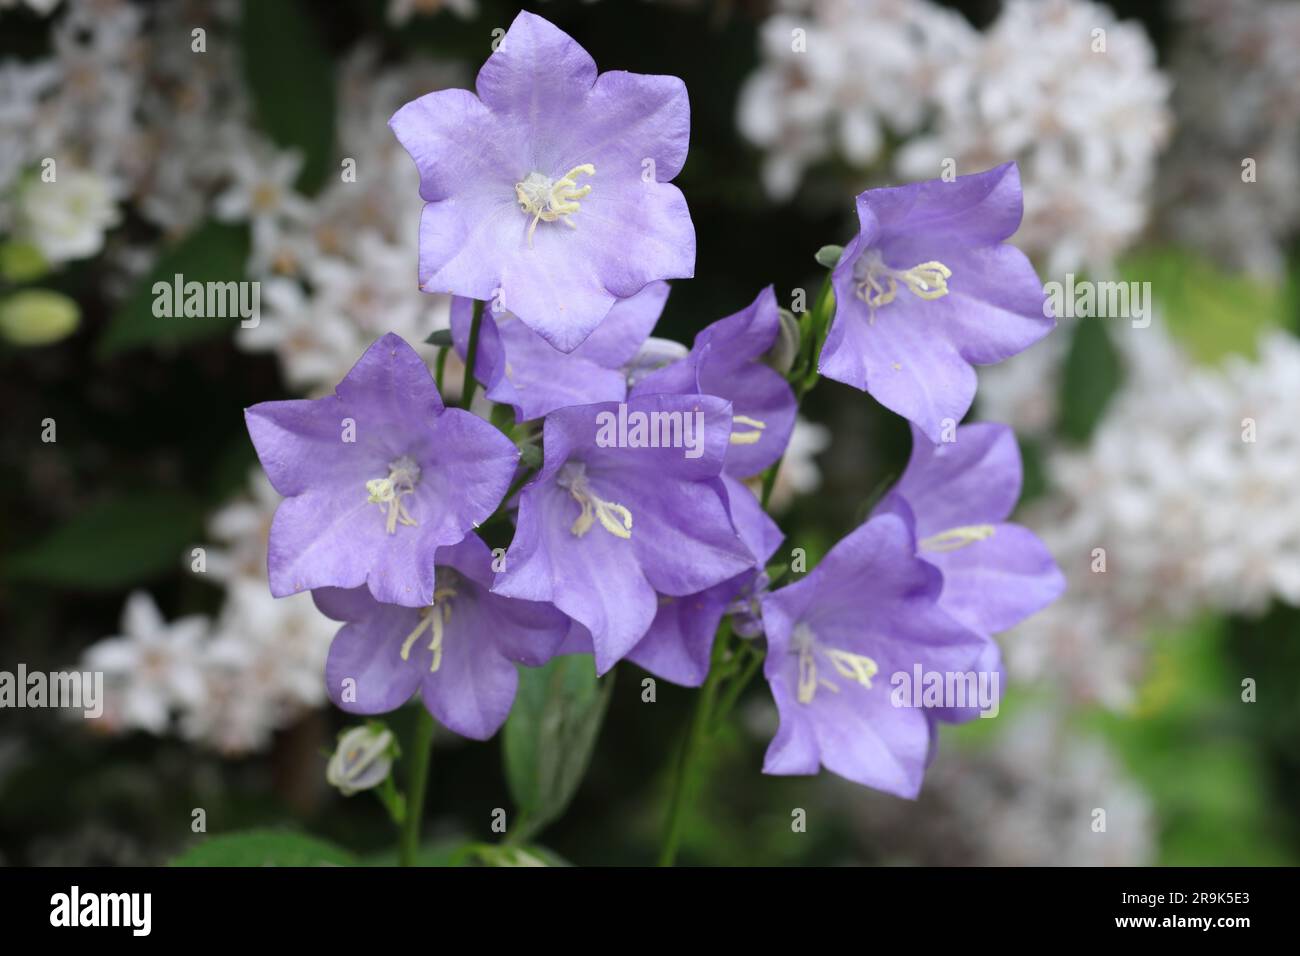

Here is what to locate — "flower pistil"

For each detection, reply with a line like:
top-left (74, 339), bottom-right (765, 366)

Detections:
top-left (515, 164), bottom-right (595, 247)
top-left (366, 455), bottom-right (421, 534)
top-left (793, 623), bottom-right (879, 704)
top-left (853, 249), bottom-right (952, 316)
top-left (557, 461), bottom-right (632, 540)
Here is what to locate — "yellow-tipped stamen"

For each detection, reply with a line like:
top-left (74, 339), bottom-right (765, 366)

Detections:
top-left (793, 624), bottom-right (878, 704)
top-left (853, 249), bottom-right (953, 316)
top-left (400, 584), bottom-right (458, 671)
top-left (919, 523), bottom-right (996, 552)
top-left (366, 455), bottom-right (421, 535)
top-left (558, 462), bottom-right (633, 541)
top-left (515, 164), bottom-right (595, 247)
top-left (730, 414), bottom-right (767, 446)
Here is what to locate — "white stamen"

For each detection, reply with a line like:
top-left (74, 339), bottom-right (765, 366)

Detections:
top-left (515, 164), bottom-right (595, 247)
top-left (557, 461), bottom-right (632, 540)
top-left (853, 249), bottom-right (952, 317)
top-left (366, 455), bottom-right (421, 535)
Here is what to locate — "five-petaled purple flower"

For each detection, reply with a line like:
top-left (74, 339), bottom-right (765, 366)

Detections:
top-left (245, 333), bottom-right (519, 608)
top-left (759, 513), bottom-right (985, 796)
top-left (819, 163), bottom-right (1052, 442)
top-left (314, 534), bottom-right (569, 740)
top-left (390, 11), bottom-right (695, 353)
top-left (451, 281), bottom-right (670, 423)
top-left (491, 394), bottom-right (753, 675)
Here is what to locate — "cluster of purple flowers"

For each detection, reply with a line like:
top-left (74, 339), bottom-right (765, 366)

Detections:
top-left (245, 13), bottom-right (1063, 798)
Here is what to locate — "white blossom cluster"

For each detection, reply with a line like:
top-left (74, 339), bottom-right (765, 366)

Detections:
top-left (82, 472), bottom-right (335, 755)
top-left (55, 14), bottom-right (472, 753)
top-left (232, 47), bottom-right (463, 392)
top-left (847, 705), bottom-right (1155, 865)
top-left (0, 0), bottom-right (251, 269)
top-left (739, 0), bottom-right (1172, 276)
top-left (1158, 0), bottom-right (1300, 280)
top-left (737, 0), bottom-right (977, 202)
top-left (1004, 323), bottom-right (1300, 709)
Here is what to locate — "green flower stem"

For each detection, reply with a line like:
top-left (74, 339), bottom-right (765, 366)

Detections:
top-left (659, 621), bottom-right (735, 866)
top-left (460, 298), bottom-right (484, 410)
top-left (761, 274), bottom-right (836, 508)
top-left (399, 707), bottom-right (436, 867)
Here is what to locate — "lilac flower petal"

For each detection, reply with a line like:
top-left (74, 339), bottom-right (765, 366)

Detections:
top-left (451, 282), bottom-right (668, 422)
top-left (389, 88), bottom-right (517, 205)
top-left (928, 638), bottom-right (1004, 725)
top-left (625, 582), bottom-right (736, 687)
top-left (494, 480), bottom-right (657, 674)
top-left (890, 422), bottom-right (1022, 535)
top-left (324, 599), bottom-right (423, 714)
top-left (927, 523), bottom-right (1066, 635)
top-left (475, 12), bottom-right (598, 127)
top-left (418, 593), bottom-right (522, 741)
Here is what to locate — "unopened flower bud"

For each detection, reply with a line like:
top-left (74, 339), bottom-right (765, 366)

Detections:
top-left (326, 724), bottom-right (396, 797)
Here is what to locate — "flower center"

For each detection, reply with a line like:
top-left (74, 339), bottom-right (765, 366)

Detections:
top-left (793, 623), bottom-right (879, 705)
top-left (556, 461), bottom-right (632, 540)
top-left (853, 249), bottom-right (952, 317)
top-left (365, 455), bottom-right (421, 535)
top-left (919, 524), bottom-right (995, 552)
top-left (730, 414), bottom-right (767, 446)
top-left (515, 164), bottom-right (595, 247)
top-left (399, 574), bottom-right (460, 673)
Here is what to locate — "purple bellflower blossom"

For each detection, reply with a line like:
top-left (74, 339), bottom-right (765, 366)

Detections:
top-left (623, 287), bottom-right (796, 684)
top-left (389, 11), bottom-right (695, 353)
top-left (313, 534), bottom-right (569, 740)
top-left (245, 333), bottom-right (519, 608)
top-left (819, 163), bottom-right (1052, 443)
top-left (760, 512), bottom-right (986, 797)
top-left (491, 394), bottom-right (754, 675)
top-left (873, 422), bottom-right (1065, 724)
top-left (876, 422), bottom-right (1065, 637)
top-left (450, 281), bottom-right (670, 423)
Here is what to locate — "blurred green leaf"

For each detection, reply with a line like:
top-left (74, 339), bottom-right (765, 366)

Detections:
top-left (240, 0), bottom-right (335, 193)
top-left (1058, 316), bottom-right (1122, 443)
top-left (1120, 246), bottom-right (1284, 364)
top-left (503, 657), bottom-right (614, 842)
top-left (171, 830), bottom-right (355, 867)
top-left (0, 240), bottom-right (49, 283)
top-left (4, 493), bottom-right (204, 590)
top-left (97, 221), bottom-right (249, 358)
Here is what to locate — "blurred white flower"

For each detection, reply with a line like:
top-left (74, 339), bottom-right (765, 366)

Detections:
top-left (387, 0), bottom-right (477, 25)
top-left (897, 0), bottom-right (1171, 277)
top-left (16, 168), bottom-right (121, 263)
top-left (1003, 322), bottom-right (1300, 707)
top-left (1158, 0), bottom-right (1300, 280)
top-left (762, 416), bottom-right (831, 513)
top-left (737, 0), bottom-right (977, 200)
top-left (82, 592), bottom-right (208, 735)
top-left (846, 704), bottom-right (1156, 865)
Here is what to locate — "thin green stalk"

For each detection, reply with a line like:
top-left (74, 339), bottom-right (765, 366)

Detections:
top-left (399, 708), bottom-right (436, 867)
top-left (659, 622), bottom-right (732, 866)
top-left (460, 299), bottom-right (484, 410)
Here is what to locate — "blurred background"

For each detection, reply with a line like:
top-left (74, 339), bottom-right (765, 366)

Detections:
top-left (2, 0), bottom-right (1299, 866)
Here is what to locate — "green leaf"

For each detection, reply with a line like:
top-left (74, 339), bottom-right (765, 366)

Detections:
top-left (97, 221), bottom-right (249, 358)
top-left (4, 493), bottom-right (204, 590)
top-left (1119, 246), bottom-right (1285, 364)
top-left (240, 0), bottom-right (335, 193)
top-left (1057, 316), bottom-right (1122, 443)
top-left (424, 329), bottom-right (453, 347)
top-left (503, 657), bottom-right (614, 841)
top-left (170, 830), bottom-right (356, 867)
